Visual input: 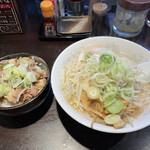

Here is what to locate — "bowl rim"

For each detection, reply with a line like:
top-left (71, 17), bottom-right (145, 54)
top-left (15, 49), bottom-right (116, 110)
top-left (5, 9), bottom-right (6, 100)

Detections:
top-left (0, 53), bottom-right (50, 110)
top-left (51, 36), bottom-right (150, 133)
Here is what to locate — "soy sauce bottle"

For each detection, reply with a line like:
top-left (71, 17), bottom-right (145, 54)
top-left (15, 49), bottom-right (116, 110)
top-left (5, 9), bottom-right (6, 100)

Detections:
top-left (40, 1), bottom-right (56, 37)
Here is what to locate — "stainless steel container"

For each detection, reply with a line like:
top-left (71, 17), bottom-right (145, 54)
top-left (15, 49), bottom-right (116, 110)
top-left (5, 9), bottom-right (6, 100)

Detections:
top-left (0, 53), bottom-right (52, 128)
top-left (57, 16), bottom-right (92, 34)
top-left (0, 53), bottom-right (50, 115)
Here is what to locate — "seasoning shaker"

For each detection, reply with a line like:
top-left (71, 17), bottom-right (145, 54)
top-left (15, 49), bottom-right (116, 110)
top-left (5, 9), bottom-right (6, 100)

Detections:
top-left (89, 0), bottom-right (100, 16)
top-left (92, 2), bottom-right (109, 36)
top-left (113, 0), bottom-right (150, 38)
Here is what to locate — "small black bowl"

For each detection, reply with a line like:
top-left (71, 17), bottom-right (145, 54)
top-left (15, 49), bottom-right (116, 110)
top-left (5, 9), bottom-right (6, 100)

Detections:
top-left (0, 53), bottom-right (52, 127)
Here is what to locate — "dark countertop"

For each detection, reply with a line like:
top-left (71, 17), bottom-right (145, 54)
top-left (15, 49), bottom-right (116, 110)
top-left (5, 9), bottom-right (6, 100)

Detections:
top-left (0, 15), bottom-right (150, 150)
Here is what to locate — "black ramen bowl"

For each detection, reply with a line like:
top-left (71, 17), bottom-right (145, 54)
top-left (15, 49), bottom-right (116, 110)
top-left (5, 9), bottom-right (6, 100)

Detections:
top-left (0, 53), bottom-right (52, 128)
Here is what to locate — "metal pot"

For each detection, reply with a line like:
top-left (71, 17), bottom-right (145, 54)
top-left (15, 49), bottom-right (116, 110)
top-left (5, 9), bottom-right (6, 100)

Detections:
top-left (0, 53), bottom-right (50, 116)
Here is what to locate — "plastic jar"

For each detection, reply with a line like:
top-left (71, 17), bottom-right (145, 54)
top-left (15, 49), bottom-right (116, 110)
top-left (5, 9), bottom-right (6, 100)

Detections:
top-left (113, 0), bottom-right (150, 37)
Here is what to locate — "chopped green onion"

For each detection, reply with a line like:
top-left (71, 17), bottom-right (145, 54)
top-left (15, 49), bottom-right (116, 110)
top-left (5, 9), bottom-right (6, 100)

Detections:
top-left (3, 64), bottom-right (14, 70)
top-left (2, 69), bottom-right (12, 80)
top-left (111, 63), bottom-right (126, 80)
top-left (87, 86), bottom-right (100, 99)
top-left (105, 83), bottom-right (118, 94)
top-left (89, 64), bottom-right (99, 75)
top-left (104, 98), bottom-right (116, 108)
top-left (91, 73), bottom-right (109, 87)
top-left (2, 64), bottom-right (14, 80)
top-left (26, 72), bottom-right (37, 83)
top-left (85, 52), bottom-right (93, 59)
top-left (11, 75), bottom-right (23, 88)
top-left (120, 58), bottom-right (130, 70)
top-left (20, 58), bottom-right (29, 67)
top-left (106, 100), bottom-right (124, 114)
top-left (0, 63), bottom-right (9, 68)
top-left (100, 53), bottom-right (115, 65)
top-left (103, 92), bottom-right (116, 101)
top-left (120, 88), bottom-right (134, 101)
top-left (13, 67), bottom-right (20, 76)
top-left (80, 60), bottom-right (87, 63)
top-left (3, 82), bottom-right (11, 95)
top-left (88, 56), bottom-right (99, 75)
top-left (104, 114), bottom-right (121, 125)
top-left (23, 79), bottom-right (32, 88)
top-left (125, 69), bottom-right (135, 81)
top-left (99, 63), bottom-right (112, 74)
top-left (17, 65), bottom-right (27, 77)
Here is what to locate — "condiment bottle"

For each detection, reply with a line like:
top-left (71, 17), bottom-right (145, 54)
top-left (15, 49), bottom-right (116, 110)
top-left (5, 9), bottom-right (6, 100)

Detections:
top-left (40, 1), bottom-right (56, 37)
top-left (113, 0), bottom-right (150, 38)
top-left (92, 2), bottom-right (109, 36)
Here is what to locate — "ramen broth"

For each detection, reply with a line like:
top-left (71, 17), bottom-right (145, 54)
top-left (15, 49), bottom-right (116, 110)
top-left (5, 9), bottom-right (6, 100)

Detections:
top-left (62, 45), bottom-right (150, 129)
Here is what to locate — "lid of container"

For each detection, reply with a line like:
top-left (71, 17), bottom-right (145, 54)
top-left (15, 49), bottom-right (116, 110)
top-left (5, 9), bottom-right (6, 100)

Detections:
top-left (118, 0), bottom-right (150, 11)
top-left (93, 3), bottom-right (108, 16)
top-left (40, 1), bottom-right (54, 11)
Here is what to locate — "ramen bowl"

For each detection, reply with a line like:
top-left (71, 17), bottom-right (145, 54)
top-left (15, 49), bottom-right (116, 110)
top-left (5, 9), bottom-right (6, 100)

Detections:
top-left (51, 36), bottom-right (150, 133)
